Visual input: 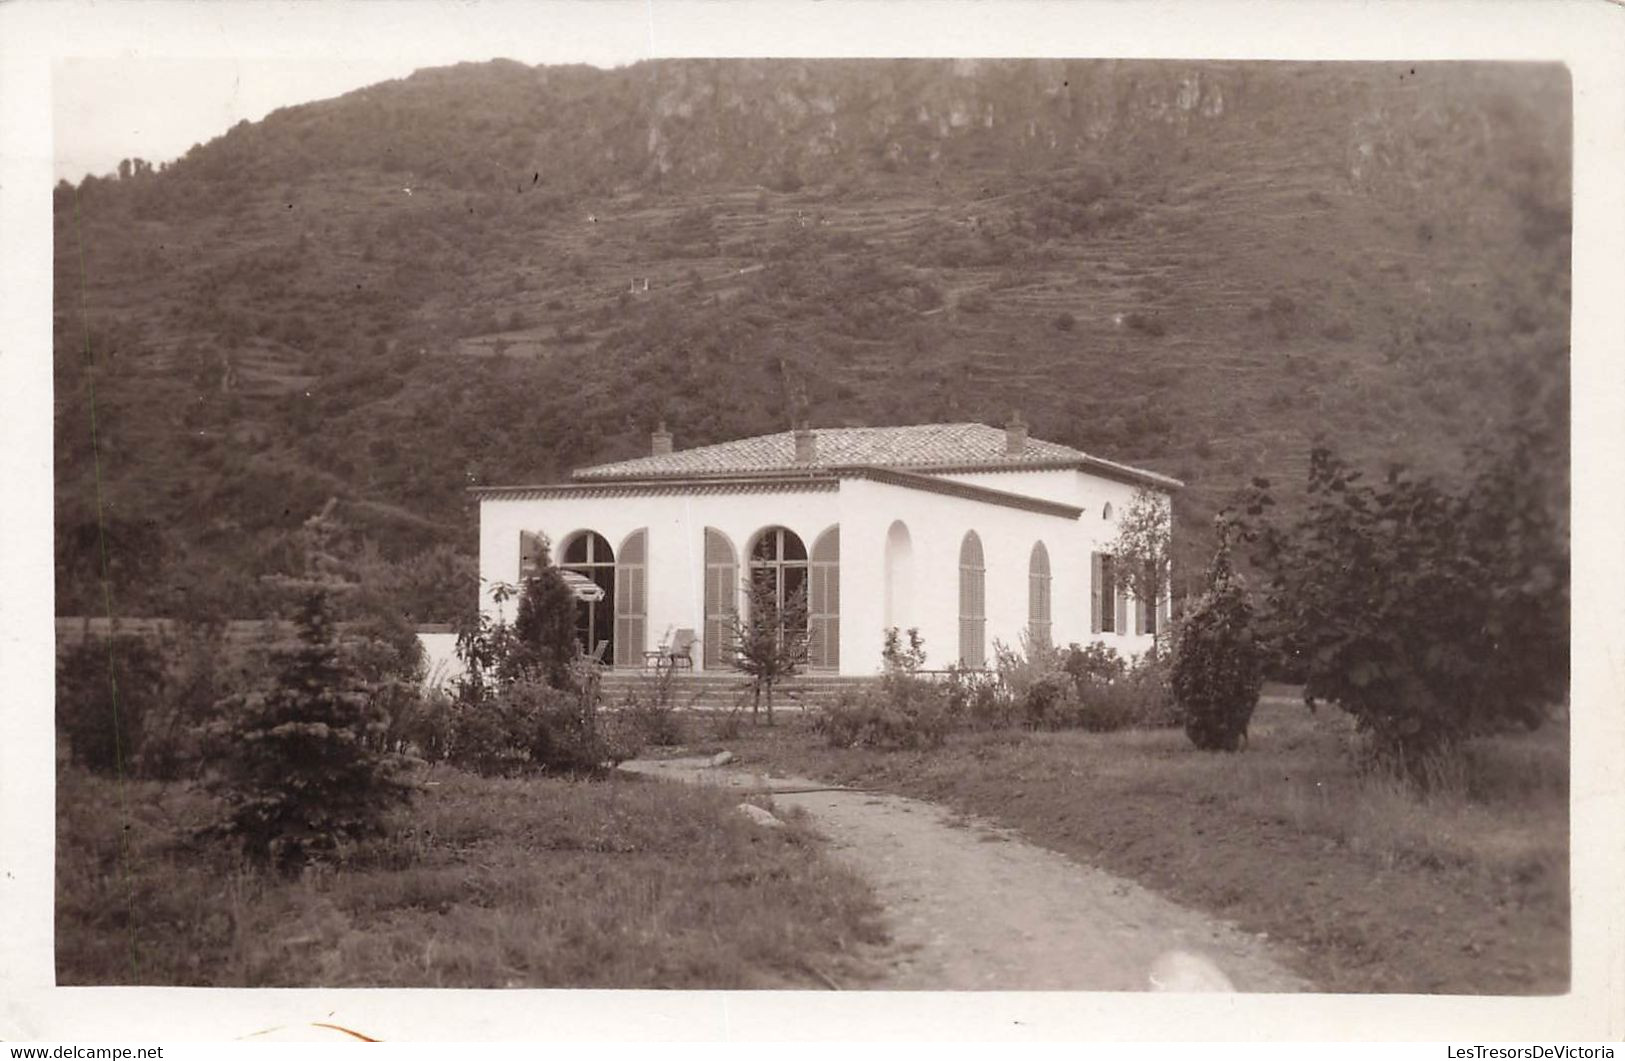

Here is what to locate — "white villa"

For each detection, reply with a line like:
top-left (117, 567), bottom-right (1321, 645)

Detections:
top-left (462, 420), bottom-right (1180, 678)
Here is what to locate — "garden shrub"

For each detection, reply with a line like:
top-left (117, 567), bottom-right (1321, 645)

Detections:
top-left (56, 632), bottom-right (165, 776)
top-left (1020, 671), bottom-right (1080, 730)
top-left (447, 557), bottom-right (633, 776)
top-left (614, 668), bottom-right (688, 747)
top-left (1061, 641), bottom-right (1126, 686)
top-left (817, 678), bottom-right (953, 751)
top-left (400, 686), bottom-right (455, 764)
top-left (992, 633), bottom-right (1079, 729)
top-left (944, 665), bottom-right (1011, 730)
top-left (1061, 644), bottom-right (1181, 732)
top-left (1171, 524), bottom-right (1264, 752)
top-left (448, 665), bottom-right (637, 777)
top-left (1241, 411), bottom-right (1566, 776)
top-left (818, 629), bottom-right (952, 750)
top-left (137, 619), bottom-right (236, 780)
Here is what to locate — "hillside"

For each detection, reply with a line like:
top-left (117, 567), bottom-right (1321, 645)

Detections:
top-left (52, 58), bottom-right (1571, 619)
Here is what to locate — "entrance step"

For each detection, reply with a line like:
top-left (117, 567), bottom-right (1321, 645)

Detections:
top-left (596, 670), bottom-right (876, 711)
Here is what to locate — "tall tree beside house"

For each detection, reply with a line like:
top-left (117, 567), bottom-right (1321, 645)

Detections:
top-left (206, 503), bottom-right (416, 871)
top-left (1170, 517), bottom-right (1264, 752)
top-left (1238, 405), bottom-right (1566, 778)
top-left (729, 577), bottom-right (810, 725)
top-left (1108, 488), bottom-right (1173, 645)
top-left (510, 540), bottom-right (580, 690)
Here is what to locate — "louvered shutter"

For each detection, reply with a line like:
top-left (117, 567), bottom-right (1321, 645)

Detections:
top-left (1115, 571), bottom-right (1128, 637)
top-left (1090, 552), bottom-right (1103, 634)
top-left (613, 530), bottom-right (647, 666)
top-left (809, 528), bottom-right (840, 671)
top-left (1028, 542), bottom-right (1052, 648)
top-left (959, 533), bottom-right (986, 668)
top-left (703, 529), bottom-right (738, 669)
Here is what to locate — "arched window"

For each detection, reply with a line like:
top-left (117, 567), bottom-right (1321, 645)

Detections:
top-left (613, 530), bottom-right (647, 667)
top-left (1029, 541), bottom-right (1052, 648)
top-left (749, 526), bottom-right (809, 638)
top-left (808, 526), bottom-right (840, 671)
top-left (883, 520), bottom-right (914, 633)
top-left (703, 528), bottom-right (737, 669)
top-left (561, 531), bottom-right (615, 661)
top-left (1102, 502), bottom-right (1114, 521)
top-left (959, 532), bottom-right (986, 668)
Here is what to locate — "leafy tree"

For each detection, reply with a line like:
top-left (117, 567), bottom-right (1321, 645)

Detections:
top-left (1108, 487), bottom-right (1173, 645)
top-left (729, 577), bottom-right (809, 725)
top-left (207, 506), bottom-right (416, 870)
top-left (1239, 420), bottom-right (1566, 776)
top-left (1170, 519), bottom-right (1264, 751)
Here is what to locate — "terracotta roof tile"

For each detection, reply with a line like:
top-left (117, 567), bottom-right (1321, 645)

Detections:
top-left (571, 423), bottom-right (1180, 488)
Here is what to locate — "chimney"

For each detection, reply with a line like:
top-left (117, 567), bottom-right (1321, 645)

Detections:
top-left (651, 421), bottom-right (673, 456)
top-left (1005, 412), bottom-right (1028, 456)
top-left (793, 424), bottom-right (818, 465)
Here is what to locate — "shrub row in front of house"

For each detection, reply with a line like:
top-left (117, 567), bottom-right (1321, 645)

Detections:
top-left (815, 632), bottom-right (1179, 752)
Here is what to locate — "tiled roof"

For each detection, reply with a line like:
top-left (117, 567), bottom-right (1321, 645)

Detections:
top-left (571, 423), bottom-right (1181, 489)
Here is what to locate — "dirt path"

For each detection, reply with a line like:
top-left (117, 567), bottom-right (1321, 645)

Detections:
top-left (619, 758), bottom-right (1312, 992)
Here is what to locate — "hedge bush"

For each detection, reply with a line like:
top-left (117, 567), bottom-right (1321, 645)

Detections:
top-left (817, 674), bottom-right (954, 751)
top-left (55, 633), bottom-right (165, 775)
top-left (1171, 526), bottom-right (1264, 752)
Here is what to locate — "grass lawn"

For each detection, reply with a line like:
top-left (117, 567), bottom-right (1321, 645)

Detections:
top-left (697, 694), bottom-right (1569, 995)
top-left (56, 765), bottom-right (887, 988)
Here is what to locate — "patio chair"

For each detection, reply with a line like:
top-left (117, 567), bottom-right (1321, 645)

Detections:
top-left (666, 628), bottom-right (698, 670)
top-left (643, 628), bottom-right (698, 671)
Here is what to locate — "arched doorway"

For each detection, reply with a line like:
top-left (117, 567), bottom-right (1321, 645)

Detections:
top-left (561, 531), bottom-right (615, 661)
top-left (883, 520), bottom-right (914, 634)
top-left (748, 526), bottom-right (809, 637)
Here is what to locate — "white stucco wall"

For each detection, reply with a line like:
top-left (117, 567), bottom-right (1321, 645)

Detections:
top-left (479, 487), bottom-right (844, 669)
top-left (417, 631), bottom-right (465, 688)
top-left (477, 469), bottom-right (1162, 676)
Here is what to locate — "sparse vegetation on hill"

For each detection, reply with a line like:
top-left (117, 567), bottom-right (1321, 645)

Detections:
top-left (54, 59), bottom-right (1570, 615)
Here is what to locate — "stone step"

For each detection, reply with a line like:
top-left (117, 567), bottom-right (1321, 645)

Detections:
top-left (596, 670), bottom-right (876, 710)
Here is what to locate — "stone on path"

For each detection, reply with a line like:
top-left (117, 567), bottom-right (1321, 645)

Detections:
top-left (710, 750), bottom-right (735, 767)
top-left (736, 802), bottom-right (784, 829)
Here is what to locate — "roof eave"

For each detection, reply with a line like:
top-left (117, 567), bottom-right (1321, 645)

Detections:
top-left (569, 458), bottom-right (1183, 491)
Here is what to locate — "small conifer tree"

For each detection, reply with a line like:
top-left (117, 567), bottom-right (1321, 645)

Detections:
top-left (209, 503), bottom-right (415, 870)
top-left (728, 577), bottom-right (809, 725)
